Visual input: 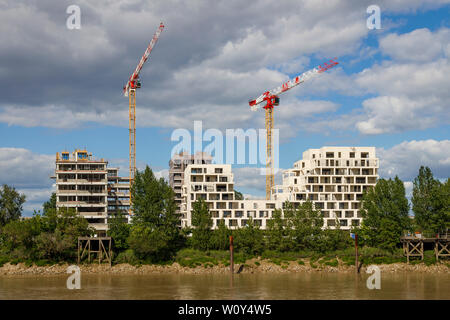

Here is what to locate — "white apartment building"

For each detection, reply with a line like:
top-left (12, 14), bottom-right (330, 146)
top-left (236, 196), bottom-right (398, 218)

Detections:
top-left (180, 164), bottom-right (280, 229)
top-left (272, 147), bottom-right (378, 228)
top-left (180, 147), bottom-right (378, 230)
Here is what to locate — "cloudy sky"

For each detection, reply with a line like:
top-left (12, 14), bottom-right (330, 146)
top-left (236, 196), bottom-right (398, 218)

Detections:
top-left (0, 0), bottom-right (449, 215)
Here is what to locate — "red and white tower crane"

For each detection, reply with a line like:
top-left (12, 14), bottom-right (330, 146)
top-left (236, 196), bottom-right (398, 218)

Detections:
top-left (123, 22), bottom-right (164, 205)
top-left (248, 58), bottom-right (339, 199)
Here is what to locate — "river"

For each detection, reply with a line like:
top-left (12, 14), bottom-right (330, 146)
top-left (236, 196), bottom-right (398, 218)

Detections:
top-left (0, 273), bottom-right (448, 299)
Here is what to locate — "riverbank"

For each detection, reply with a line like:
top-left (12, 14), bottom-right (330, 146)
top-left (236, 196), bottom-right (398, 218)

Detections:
top-left (1, 258), bottom-right (448, 276)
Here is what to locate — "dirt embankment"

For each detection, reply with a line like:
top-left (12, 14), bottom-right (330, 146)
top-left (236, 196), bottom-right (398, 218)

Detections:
top-left (1, 258), bottom-right (448, 276)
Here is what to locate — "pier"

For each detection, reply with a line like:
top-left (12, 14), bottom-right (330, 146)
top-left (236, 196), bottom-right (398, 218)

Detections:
top-left (401, 231), bottom-right (449, 263)
top-left (78, 237), bottom-right (112, 266)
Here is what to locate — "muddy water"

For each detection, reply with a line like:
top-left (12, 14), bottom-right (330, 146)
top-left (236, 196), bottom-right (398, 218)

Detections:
top-left (0, 272), bottom-right (448, 300)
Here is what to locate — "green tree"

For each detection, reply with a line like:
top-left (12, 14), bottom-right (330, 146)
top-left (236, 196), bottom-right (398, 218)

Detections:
top-left (234, 190), bottom-right (244, 200)
top-left (42, 192), bottom-right (56, 215)
top-left (210, 219), bottom-right (231, 250)
top-left (234, 217), bottom-right (264, 255)
top-left (412, 166), bottom-right (449, 234)
top-left (265, 208), bottom-right (287, 251)
top-left (35, 207), bottom-right (93, 261)
top-left (190, 199), bottom-right (213, 251)
top-left (107, 212), bottom-right (130, 252)
top-left (286, 200), bottom-right (324, 251)
top-left (0, 185), bottom-right (26, 227)
top-left (359, 177), bottom-right (411, 251)
top-left (128, 166), bottom-right (181, 262)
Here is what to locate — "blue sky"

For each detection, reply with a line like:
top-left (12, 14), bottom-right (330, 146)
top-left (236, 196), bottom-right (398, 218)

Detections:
top-left (0, 0), bottom-right (449, 215)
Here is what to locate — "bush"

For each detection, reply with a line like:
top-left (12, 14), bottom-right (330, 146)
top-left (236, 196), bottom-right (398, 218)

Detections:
top-left (114, 249), bottom-right (140, 266)
top-left (324, 259), bottom-right (338, 267)
top-left (0, 256), bottom-right (9, 267)
top-left (35, 259), bottom-right (51, 267)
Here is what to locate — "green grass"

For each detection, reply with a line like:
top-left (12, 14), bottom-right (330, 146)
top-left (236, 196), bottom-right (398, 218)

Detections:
top-left (297, 259), bottom-right (305, 265)
top-left (324, 259), bottom-right (339, 267)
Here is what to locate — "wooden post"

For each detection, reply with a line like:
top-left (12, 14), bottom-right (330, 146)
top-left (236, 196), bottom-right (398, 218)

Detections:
top-left (406, 241), bottom-right (410, 264)
top-left (355, 233), bottom-right (358, 273)
top-left (77, 238), bottom-right (80, 264)
top-left (108, 238), bottom-right (112, 267)
top-left (435, 240), bottom-right (439, 261)
top-left (421, 241), bottom-right (424, 260)
top-left (230, 235), bottom-right (234, 274)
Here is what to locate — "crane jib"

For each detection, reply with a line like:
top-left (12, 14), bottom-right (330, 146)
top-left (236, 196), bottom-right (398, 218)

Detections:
top-left (248, 58), bottom-right (338, 107)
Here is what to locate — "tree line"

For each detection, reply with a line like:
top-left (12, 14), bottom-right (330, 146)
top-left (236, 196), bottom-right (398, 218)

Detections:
top-left (0, 165), bottom-right (448, 265)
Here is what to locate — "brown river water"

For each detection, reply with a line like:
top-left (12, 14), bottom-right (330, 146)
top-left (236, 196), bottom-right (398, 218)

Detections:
top-left (0, 273), bottom-right (448, 300)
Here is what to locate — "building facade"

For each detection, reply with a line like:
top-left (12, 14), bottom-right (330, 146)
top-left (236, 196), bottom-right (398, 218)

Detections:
top-left (169, 151), bottom-right (213, 218)
top-left (54, 150), bottom-right (130, 235)
top-left (272, 147), bottom-right (378, 228)
top-left (180, 147), bottom-right (378, 230)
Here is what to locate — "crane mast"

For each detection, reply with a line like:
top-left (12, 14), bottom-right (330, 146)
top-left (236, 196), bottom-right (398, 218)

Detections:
top-left (249, 58), bottom-right (338, 199)
top-left (124, 22), bottom-right (164, 211)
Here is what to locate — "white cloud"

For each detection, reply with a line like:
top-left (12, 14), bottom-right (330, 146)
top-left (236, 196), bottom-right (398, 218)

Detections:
top-left (0, 148), bottom-right (55, 216)
top-left (377, 139), bottom-right (450, 180)
top-left (380, 28), bottom-right (450, 62)
top-left (355, 58), bottom-right (450, 134)
top-left (18, 187), bottom-right (55, 216)
top-left (0, 148), bottom-right (54, 188)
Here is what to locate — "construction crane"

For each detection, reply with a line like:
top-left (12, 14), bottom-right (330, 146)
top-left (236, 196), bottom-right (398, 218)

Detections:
top-left (123, 22), bottom-right (164, 200)
top-left (248, 58), bottom-right (339, 199)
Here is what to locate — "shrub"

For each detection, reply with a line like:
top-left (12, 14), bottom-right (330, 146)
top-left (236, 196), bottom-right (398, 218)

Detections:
top-left (324, 259), bottom-right (338, 267)
top-left (114, 249), bottom-right (140, 266)
top-left (0, 256), bottom-right (9, 267)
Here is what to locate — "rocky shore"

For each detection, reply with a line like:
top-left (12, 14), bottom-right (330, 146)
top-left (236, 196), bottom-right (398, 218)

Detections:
top-left (1, 258), bottom-right (448, 276)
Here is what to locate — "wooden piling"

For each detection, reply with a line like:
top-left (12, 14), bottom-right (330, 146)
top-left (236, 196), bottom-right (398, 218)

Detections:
top-left (230, 235), bottom-right (234, 274)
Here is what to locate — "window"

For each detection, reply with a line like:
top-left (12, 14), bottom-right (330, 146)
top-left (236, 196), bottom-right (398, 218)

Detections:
top-left (350, 152), bottom-right (355, 158)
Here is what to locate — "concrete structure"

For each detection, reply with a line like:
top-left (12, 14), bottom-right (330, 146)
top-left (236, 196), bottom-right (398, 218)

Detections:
top-left (180, 147), bottom-right (378, 230)
top-left (272, 147), bottom-right (378, 228)
top-left (169, 151), bottom-right (213, 218)
top-left (107, 167), bottom-right (131, 219)
top-left (54, 150), bottom-right (130, 235)
top-left (180, 163), bottom-right (278, 229)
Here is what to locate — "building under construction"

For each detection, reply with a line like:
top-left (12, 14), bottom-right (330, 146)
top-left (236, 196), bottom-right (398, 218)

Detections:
top-left (53, 149), bottom-right (130, 235)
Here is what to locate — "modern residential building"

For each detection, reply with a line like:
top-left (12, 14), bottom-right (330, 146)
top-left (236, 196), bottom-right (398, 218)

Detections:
top-left (180, 147), bottom-right (378, 230)
top-left (53, 150), bottom-right (130, 235)
top-left (180, 163), bottom-right (278, 229)
top-left (272, 147), bottom-right (378, 228)
top-left (169, 151), bottom-right (213, 218)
